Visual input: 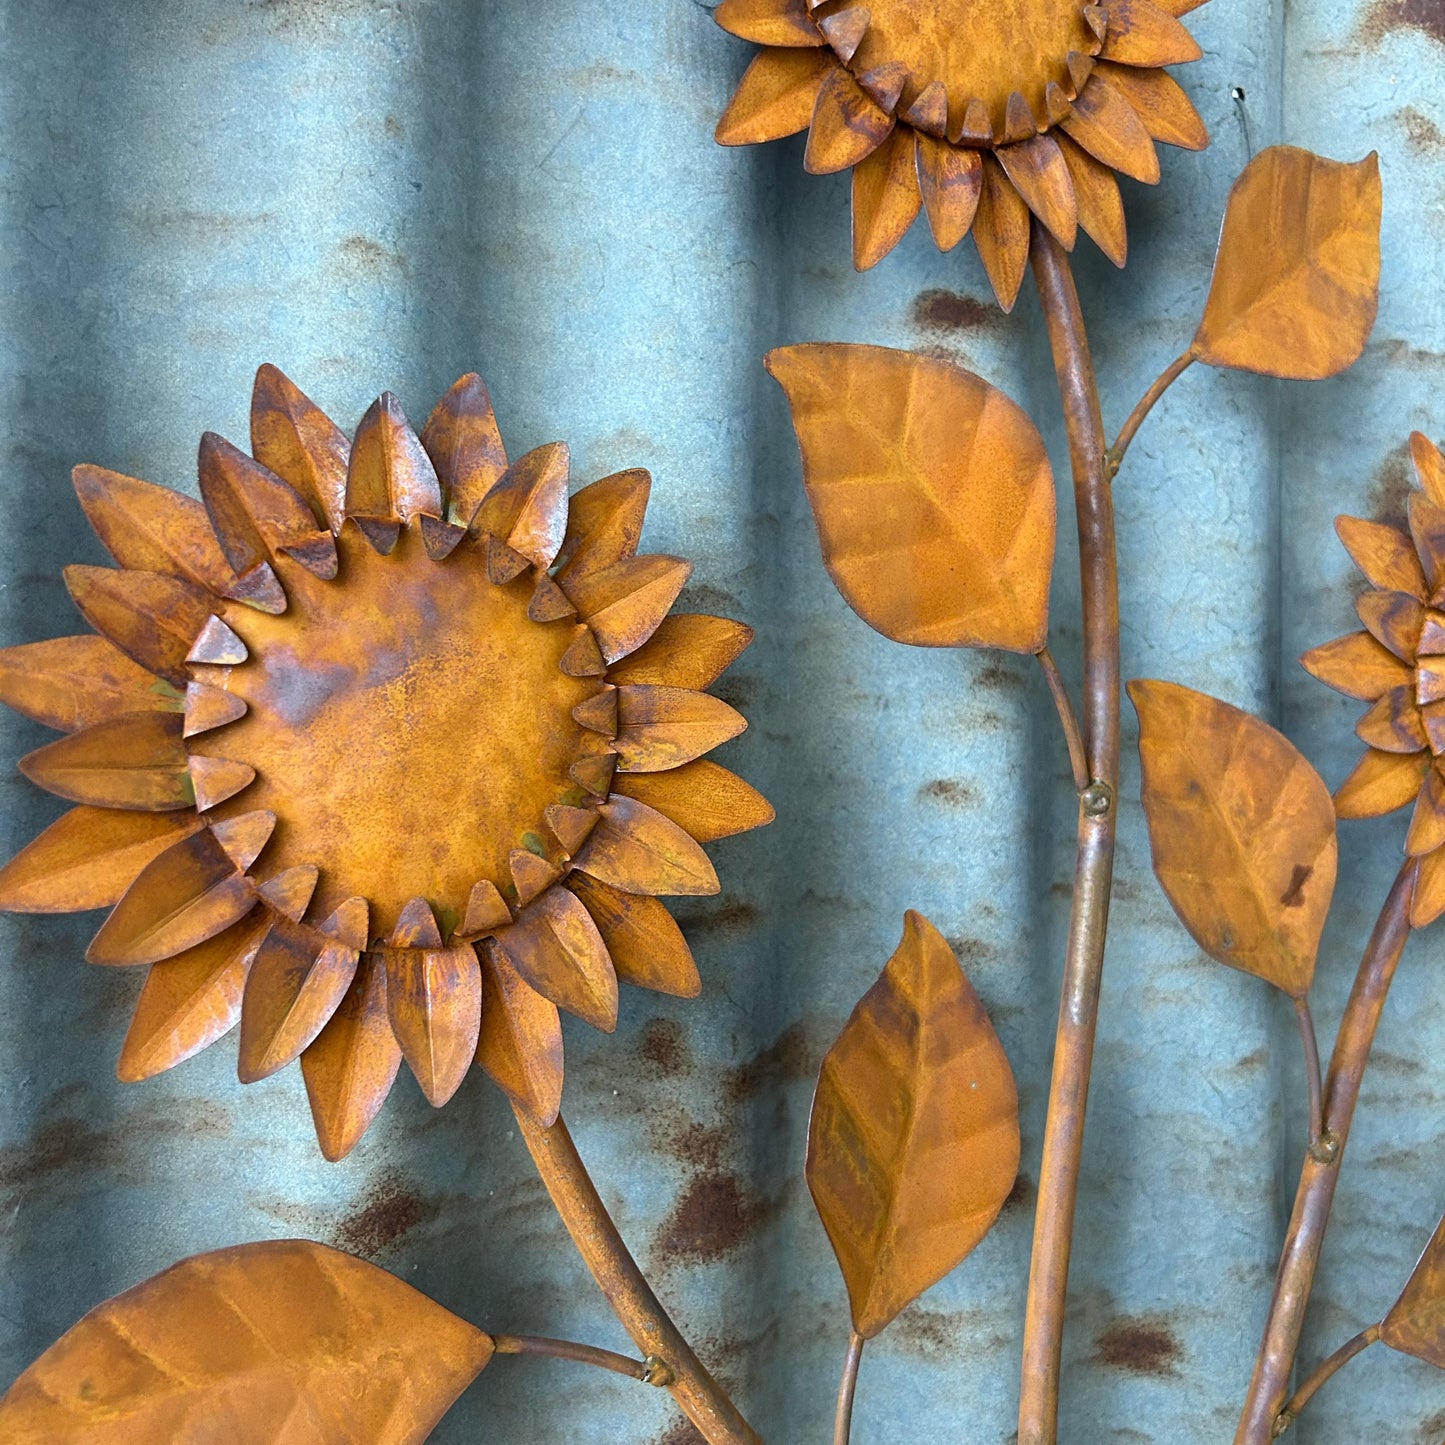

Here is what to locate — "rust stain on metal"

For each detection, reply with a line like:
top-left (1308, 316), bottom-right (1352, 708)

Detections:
top-left (638, 1017), bottom-right (691, 1077)
top-left (725, 1021), bottom-right (814, 1103)
top-left (1360, 0), bottom-right (1445, 47)
top-left (1094, 1315), bottom-right (1184, 1376)
top-left (332, 1169), bottom-right (439, 1259)
top-left (919, 777), bottom-right (980, 807)
top-left (911, 289), bottom-right (1002, 333)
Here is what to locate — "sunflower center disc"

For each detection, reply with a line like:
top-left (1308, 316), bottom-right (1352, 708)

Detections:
top-left (191, 524), bottom-right (597, 937)
top-left (847, 0), bottom-right (1092, 137)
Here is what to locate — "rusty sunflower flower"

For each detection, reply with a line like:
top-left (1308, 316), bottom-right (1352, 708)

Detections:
top-left (713, 0), bottom-right (1209, 298)
top-left (1303, 431), bottom-right (1445, 928)
top-left (0, 367), bottom-right (772, 1158)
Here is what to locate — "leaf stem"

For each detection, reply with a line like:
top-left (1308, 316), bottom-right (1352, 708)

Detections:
top-left (1271, 1323), bottom-right (1382, 1436)
top-left (1234, 860), bottom-right (1417, 1444)
top-left (1104, 349), bottom-right (1198, 478)
top-left (1291, 996), bottom-right (1331, 1159)
top-left (833, 1330), bottom-right (864, 1445)
top-left (490, 1333), bottom-right (674, 1385)
top-left (512, 1106), bottom-right (763, 1445)
top-left (1037, 646), bottom-right (1089, 795)
top-left (1018, 223), bottom-right (1121, 1445)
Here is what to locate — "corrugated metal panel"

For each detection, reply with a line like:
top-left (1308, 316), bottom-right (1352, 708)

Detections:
top-left (0, 1), bottom-right (1442, 1439)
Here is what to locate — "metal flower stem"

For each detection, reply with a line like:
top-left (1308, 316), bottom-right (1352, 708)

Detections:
top-left (1233, 859), bottom-right (1417, 1445)
top-left (833, 1330), bottom-right (864, 1445)
top-left (512, 1106), bottom-right (763, 1445)
top-left (1272, 1323), bottom-right (1382, 1435)
top-left (1018, 222), bottom-right (1121, 1445)
top-left (491, 1333), bottom-right (671, 1384)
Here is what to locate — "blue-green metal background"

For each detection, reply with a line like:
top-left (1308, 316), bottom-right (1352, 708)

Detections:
top-left (2, 1), bottom-right (1444, 1440)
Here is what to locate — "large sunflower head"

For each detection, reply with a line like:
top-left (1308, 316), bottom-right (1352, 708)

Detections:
top-left (0, 367), bottom-right (772, 1158)
top-left (1303, 431), bottom-right (1445, 928)
top-left (714, 0), bottom-right (1209, 301)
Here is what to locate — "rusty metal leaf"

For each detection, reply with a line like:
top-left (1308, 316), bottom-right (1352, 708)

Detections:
top-left (766, 343), bottom-right (1055, 652)
top-left (572, 796), bottom-right (720, 897)
top-left (63, 566), bottom-right (215, 687)
top-left (475, 939), bottom-right (564, 1126)
top-left (567, 872), bottom-right (701, 998)
top-left (0, 1239), bottom-right (493, 1444)
top-left (1130, 679), bottom-right (1338, 998)
top-left (1194, 146), bottom-right (1382, 380)
top-left (0, 807), bottom-right (205, 913)
top-left (806, 911), bottom-right (1020, 1338)
top-left (385, 943), bottom-right (483, 1106)
top-left (419, 372), bottom-right (509, 527)
top-left (19, 712), bottom-right (193, 812)
top-left (1382, 1212), bottom-right (1445, 1369)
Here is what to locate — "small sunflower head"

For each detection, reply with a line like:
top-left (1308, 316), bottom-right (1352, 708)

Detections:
top-left (714, 0), bottom-right (1209, 302)
top-left (0, 367), bottom-right (772, 1158)
top-left (1303, 432), bottom-right (1445, 927)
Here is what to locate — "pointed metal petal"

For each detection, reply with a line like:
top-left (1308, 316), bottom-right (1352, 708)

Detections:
top-left (0, 635), bottom-right (180, 734)
top-left (385, 943), bottom-right (482, 1106)
top-left (457, 879), bottom-right (512, 940)
top-left (568, 873), bottom-right (701, 998)
top-left (188, 756), bottom-right (256, 811)
top-left (250, 364), bottom-right (350, 533)
top-left (186, 615), bottom-right (248, 666)
top-left (257, 863), bottom-right (320, 922)
top-left (183, 681), bottom-right (247, 738)
top-left (613, 685), bottom-right (749, 772)
top-left (528, 574), bottom-right (577, 623)
top-left (494, 887), bottom-right (618, 1031)
top-left (209, 809), bottom-right (278, 872)
top-left (573, 686), bottom-right (619, 738)
top-left (472, 442), bottom-right (570, 571)
top-left (902, 79), bottom-right (948, 137)
top-left (475, 941), bottom-right (563, 1126)
top-left (65, 565), bottom-right (214, 686)
top-left (573, 796), bottom-right (721, 897)
top-left (346, 392), bottom-right (443, 531)
top-left (390, 896), bottom-right (444, 949)
top-left (564, 555), bottom-right (692, 664)
top-left (420, 373), bottom-right (509, 526)
top-left (545, 803), bottom-right (599, 855)
top-left (560, 625), bottom-right (608, 678)
top-left (612, 760), bottom-right (776, 842)
top-left (555, 468), bottom-right (652, 584)
top-left (20, 712), bottom-right (193, 811)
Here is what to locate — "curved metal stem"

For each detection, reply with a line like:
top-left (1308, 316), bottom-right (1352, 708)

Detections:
top-left (1037, 646), bottom-right (1090, 795)
top-left (1018, 223), bottom-right (1121, 1445)
top-left (512, 1107), bottom-right (763, 1445)
top-left (491, 1333), bottom-right (670, 1385)
top-left (1105, 348), bottom-right (1197, 477)
top-left (833, 1330), bottom-right (864, 1445)
top-left (1291, 996), bottom-right (1328, 1157)
top-left (1272, 1324), bottom-right (1381, 1435)
top-left (1234, 862), bottom-right (1416, 1444)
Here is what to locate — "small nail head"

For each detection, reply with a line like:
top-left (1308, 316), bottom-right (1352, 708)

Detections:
top-left (1081, 781), bottom-right (1113, 817)
top-left (642, 1355), bottom-right (674, 1387)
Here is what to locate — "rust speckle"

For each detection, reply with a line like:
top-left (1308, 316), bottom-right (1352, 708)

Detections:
top-left (1370, 443), bottom-right (1415, 524)
top-left (1400, 105), bottom-right (1445, 151)
top-left (652, 1422), bottom-right (706, 1445)
top-left (976, 662), bottom-right (1025, 691)
top-left (639, 1017), bottom-right (690, 1078)
top-left (726, 1022), bottom-right (814, 1103)
top-left (338, 235), bottom-right (406, 276)
top-left (1416, 1406), bottom-right (1445, 1443)
top-left (655, 1172), bottom-right (767, 1265)
top-left (672, 897), bottom-right (760, 935)
top-left (332, 1169), bottom-right (438, 1259)
top-left (1094, 1315), bottom-right (1184, 1376)
top-left (919, 778), bottom-right (978, 808)
top-left (1280, 864), bottom-right (1312, 908)
top-left (912, 289), bottom-right (1002, 333)
top-left (1001, 1171), bottom-right (1035, 1214)
top-left (0, 1117), bottom-right (120, 1193)
top-left (1360, 0), bottom-right (1445, 46)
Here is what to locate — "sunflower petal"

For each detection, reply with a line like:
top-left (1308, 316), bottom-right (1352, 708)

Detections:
top-left (20, 712), bottom-right (192, 811)
top-left (954, 97), bottom-right (994, 146)
top-left (186, 616), bottom-right (248, 666)
top-left (471, 442), bottom-right (569, 570)
top-left (902, 79), bottom-right (948, 137)
top-left (1411, 432), bottom-right (1445, 509)
top-left (568, 873), bottom-right (701, 998)
top-left (391, 896), bottom-right (444, 949)
top-left (198, 432), bottom-right (337, 581)
top-left (420, 373), bottom-right (509, 527)
top-left (209, 810), bottom-right (278, 872)
top-left (183, 681), bottom-right (247, 738)
top-left (301, 954), bottom-right (403, 1161)
top-left (64, 565), bottom-right (214, 686)
top-left (494, 887), bottom-right (618, 1031)
top-left (528, 574), bottom-right (576, 623)
top-left (457, 879), bottom-right (512, 940)
top-left (1336, 516), bottom-right (1427, 598)
top-left (256, 863), bottom-right (320, 922)
top-left (560, 625), bottom-right (608, 678)
top-left (188, 756), bottom-right (256, 812)
top-left (1355, 686), bottom-right (1427, 753)
top-left (973, 154), bottom-right (1032, 312)
top-left (1334, 748), bottom-right (1429, 819)
top-left (511, 848), bottom-right (563, 908)
top-left (1101, 0), bottom-right (1202, 66)
top-left (1420, 658), bottom-right (1445, 706)
top-left (347, 394), bottom-right (443, 547)
top-left (1055, 131), bottom-right (1128, 266)
top-left (0, 807), bottom-right (205, 913)
top-left (805, 66), bottom-right (893, 176)
top-left (573, 686), bottom-right (618, 738)
top-left (714, 0), bottom-right (823, 46)
top-left (715, 47), bottom-right (834, 146)
top-left (997, 134), bottom-right (1078, 248)
top-left (1412, 845), bottom-right (1445, 927)
top-left (613, 685), bottom-right (748, 772)
top-left (1094, 61), bottom-right (1207, 149)
top-left (610, 759), bottom-right (776, 841)
top-left (851, 125), bottom-right (922, 270)
top-left (1409, 494), bottom-right (1445, 600)
top-left (817, 6), bottom-right (869, 61)
top-left (116, 909), bottom-right (271, 1082)
top-left (1061, 74), bottom-right (1161, 184)
top-left (238, 919), bottom-right (360, 1082)
top-left (914, 135), bottom-right (983, 252)
top-left (1407, 767), bottom-right (1445, 856)
top-left (250, 364), bottom-right (350, 533)
top-left (1357, 590), bottom-right (1425, 661)
top-left (385, 943), bottom-right (482, 1106)
top-left (606, 615), bottom-right (753, 690)
top-left (475, 941), bottom-right (564, 1127)
top-left (1301, 631), bottom-right (1411, 700)
top-left (555, 469), bottom-right (652, 584)
top-left (573, 796), bottom-right (720, 896)
top-left (545, 803), bottom-right (599, 856)
top-left (570, 751), bottom-right (618, 797)
top-left (86, 828), bottom-right (256, 966)
top-left (0, 635), bottom-right (179, 734)
top-left (71, 464), bottom-right (281, 613)
top-left (562, 555), bottom-right (692, 664)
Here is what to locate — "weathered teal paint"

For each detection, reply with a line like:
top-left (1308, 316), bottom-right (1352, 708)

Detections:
top-left (0, 1), bottom-right (1442, 1439)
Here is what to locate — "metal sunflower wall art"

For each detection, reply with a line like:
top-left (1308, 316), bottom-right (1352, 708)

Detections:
top-left (0, 4), bottom-right (1442, 1445)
